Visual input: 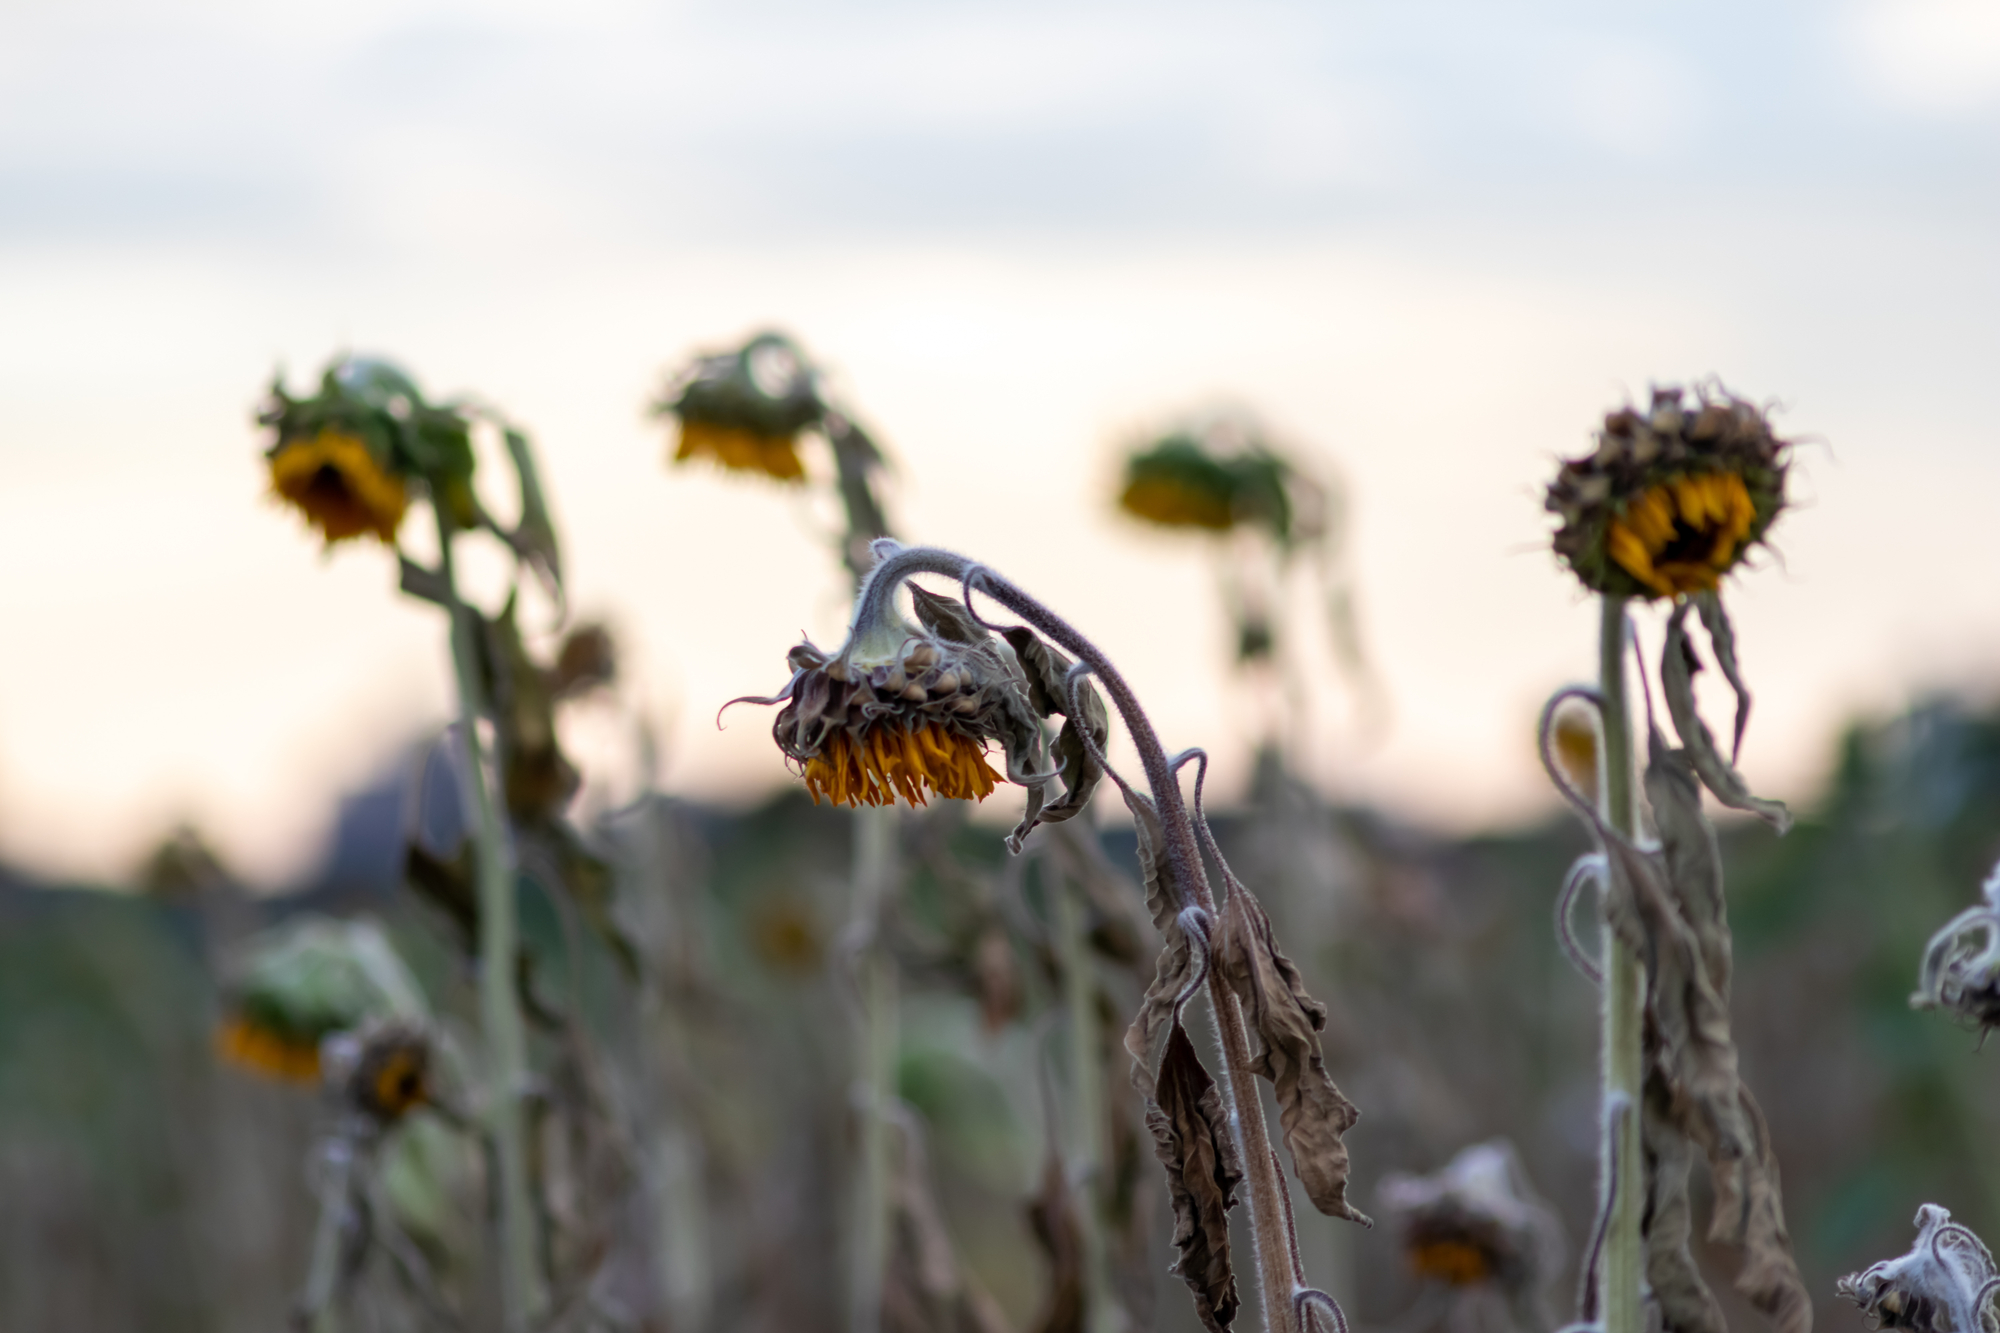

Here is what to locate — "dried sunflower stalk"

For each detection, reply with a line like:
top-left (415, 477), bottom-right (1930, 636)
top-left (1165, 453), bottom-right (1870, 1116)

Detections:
top-left (262, 354), bottom-right (573, 1330)
top-left (1540, 384), bottom-right (1804, 1333)
top-left (1838, 1205), bottom-right (2000, 1333)
top-left (733, 540), bottom-right (1368, 1333)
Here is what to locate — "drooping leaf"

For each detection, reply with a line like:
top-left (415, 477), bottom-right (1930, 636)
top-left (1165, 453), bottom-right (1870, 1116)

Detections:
top-left (1215, 887), bottom-right (1369, 1225)
top-left (1643, 1084), bottom-right (1728, 1333)
top-left (1120, 786), bottom-right (1203, 1083)
top-left (1001, 625), bottom-right (1109, 851)
top-left (1708, 1091), bottom-right (1811, 1333)
top-left (1662, 601), bottom-right (1790, 832)
top-left (1146, 1022), bottom-right (1242, 1332)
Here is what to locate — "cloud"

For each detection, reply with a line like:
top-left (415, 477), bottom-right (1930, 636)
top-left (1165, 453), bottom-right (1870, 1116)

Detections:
top-left (1844, 0), bottom-right (2000, 115)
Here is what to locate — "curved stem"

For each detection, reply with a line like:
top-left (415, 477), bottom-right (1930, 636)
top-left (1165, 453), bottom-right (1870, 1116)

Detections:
top-left (852, 543), bottom-right (1308, 1333)
top-left (1597, 596), bottom-right (1643, 1333)
top-left (435, 504), bottom-right (543, 1332)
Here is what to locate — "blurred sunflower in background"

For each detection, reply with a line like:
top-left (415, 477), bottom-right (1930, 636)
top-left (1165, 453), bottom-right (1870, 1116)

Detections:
top-left (656, 331), bottom-right (824, 482)
top-left (259, 358), bottom-right (479, 547)
top-left (215, 916), bottom-right (429, 1085)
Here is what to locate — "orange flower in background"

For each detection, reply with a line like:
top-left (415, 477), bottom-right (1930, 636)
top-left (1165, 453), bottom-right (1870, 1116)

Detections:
top-left (268, 428), bottom-right (409, 545)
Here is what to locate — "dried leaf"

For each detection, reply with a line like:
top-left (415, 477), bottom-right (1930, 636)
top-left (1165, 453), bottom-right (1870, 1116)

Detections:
top-left (1643, 1083), bottom-right (1727, 1333)
top-left (1027, 1151), bottom-right (1087, 1333)
top-left (1146, 1022), bottom-right (1242, 1332)
top-left (909, 584), bottom-right (987, 646)
top-left (1694, 591), bottom-right (1752, 762)
top-left (1641, 733), bottom-right (1749, 1156)
top-left (1120, 787), bottom-right (1202, 1083)
top-left (1642, 731), bottom-right (1810, 1333)
top-left (1002, 625), bottom-right (1110, 850)
top-left (1216, 888), bottom-right (1369, 1225)
top-left (1708, 1090), bottom-right (1811, 1333)
top-left (1662, 601), bottom-right (1790, 833)
top-left (498, 426), bottom-right (564, 608)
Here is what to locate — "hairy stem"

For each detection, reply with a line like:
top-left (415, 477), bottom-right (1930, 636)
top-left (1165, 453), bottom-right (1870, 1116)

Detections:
top-left (853, 543), bottom-right (1310, 1333)
top-left (435, 505), bottom-right (543, 1332)
top-left (1598, 596), bottom-right (1643, 1333)
top-left (848, 807), bottom-right (900, 1333)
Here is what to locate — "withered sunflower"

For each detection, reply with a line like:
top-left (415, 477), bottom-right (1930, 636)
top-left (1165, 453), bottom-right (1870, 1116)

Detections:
top-left (268, 427), bottom-right (410, 545)
top-left (733, 566), bottom-right (1105, 839)
top-left (762, 604), bottom-right (1022, 808)
top-left (660, 332), bottom-right (823, 483)
top-left (1547, 386), bottom-right (1787, 600)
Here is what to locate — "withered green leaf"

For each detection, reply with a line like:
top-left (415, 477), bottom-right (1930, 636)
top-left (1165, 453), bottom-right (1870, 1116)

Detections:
top-left (1002, 625), bottom-right (1109, 852)
top-left (1215, 888), bottom-right (1369, 1225)
top-left (1663, 601), bottom-right (1790, 833)
top-left (1147, 1021), bottom-right (1242, 1333)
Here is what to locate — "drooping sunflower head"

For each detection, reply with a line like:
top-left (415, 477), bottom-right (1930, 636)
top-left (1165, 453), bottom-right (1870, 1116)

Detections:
top-left (335, 1022), bottom-right (434, 1124)
top-left (260, 357), bottom-right (478, 545)
top-left (733, 555), bottom-right (1106, 845)
top-left (1117, 422), bottom-right (1305, 546)
top-left (216, 916), bottom-right (429, 1086)
top-left (1547, 385), bottom-right (1789, 600)
top-left (1837, 1205), bottom-right (1999, 1333)
top-left (1377, 1141), bottom-right (1563, 1299)
top-left (657, 331), bottom-right (826, 482)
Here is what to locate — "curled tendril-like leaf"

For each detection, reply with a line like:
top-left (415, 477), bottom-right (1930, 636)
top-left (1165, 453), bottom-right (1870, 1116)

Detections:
top-left (999, 624), bottom-right (1108, 852)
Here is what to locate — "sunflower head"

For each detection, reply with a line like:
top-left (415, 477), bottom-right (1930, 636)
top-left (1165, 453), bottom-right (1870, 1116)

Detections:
top-left (339, 1022), bottom-right (434, 1124)
top-left (1547, 386), bottom-right (1788, 600)
top-left (735, 557), bottom-right (1106, 844)
top-left (657, 331), bottom-right (825, 482)
top-left (1117, 427), bottom-right (1300, 544)
top-left (1377, 1141), bottom-right (1563, 1299)
top-left (1837, 1206), bottom-right (1999, 1333)
top-left (261, 357), bottom-right (479, 545)
top-left (217, 916), bottom-right (428, 1085)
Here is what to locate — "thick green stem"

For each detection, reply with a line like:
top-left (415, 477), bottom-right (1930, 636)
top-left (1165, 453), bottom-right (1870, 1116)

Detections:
top-left (1598, 596), bottom-right (1643, 1333)
top-left (848, 807), bottom-right (899, 1333)
top-left (435, 506), bottom-right (543, 1332)
top-left (1054, 866), bottom-right (1121, 1333)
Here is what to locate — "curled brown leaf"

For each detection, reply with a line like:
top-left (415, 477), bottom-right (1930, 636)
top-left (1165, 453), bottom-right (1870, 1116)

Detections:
top-left (1215, 888), bottom-right (1369, 1226)
top-left (1147, 1021), bottom-right (1243, 1332)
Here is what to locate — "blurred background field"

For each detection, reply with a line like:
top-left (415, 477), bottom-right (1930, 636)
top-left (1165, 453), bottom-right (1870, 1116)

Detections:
top-left (6, 2), bottom-right (2000, 1331)
top-left (7, 691), bottom-right (2000, 1331)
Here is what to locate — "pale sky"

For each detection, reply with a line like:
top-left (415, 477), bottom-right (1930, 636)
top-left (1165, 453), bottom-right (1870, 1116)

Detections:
top-left (3, 0), bottom-right (2000, 887)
